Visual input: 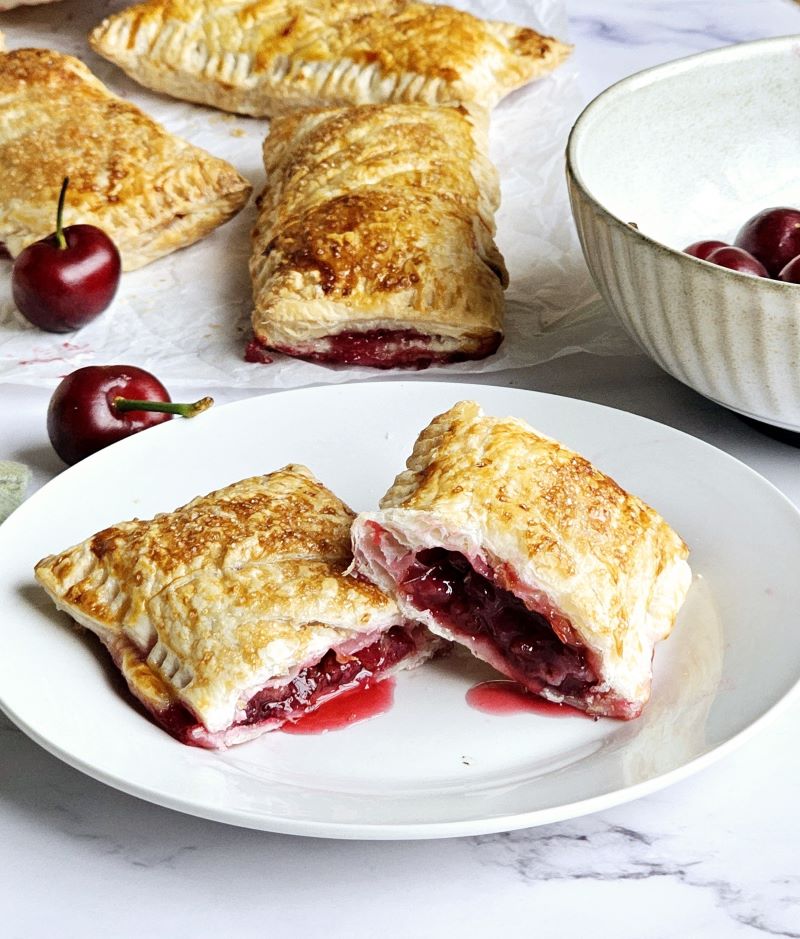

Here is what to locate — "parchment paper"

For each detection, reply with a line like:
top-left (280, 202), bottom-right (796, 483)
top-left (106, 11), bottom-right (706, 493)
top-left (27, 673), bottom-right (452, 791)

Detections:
top-left (0, 0), bottom-right (637, 389)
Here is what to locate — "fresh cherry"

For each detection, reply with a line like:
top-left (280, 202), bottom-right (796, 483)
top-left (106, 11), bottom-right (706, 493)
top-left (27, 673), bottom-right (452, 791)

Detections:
top-left (684, 239), bottom-right (729, 261)
top-left (778, 255), bottom-right (800, 284)
top-left (705, 245), bottom-right (768, 277)
top-left (12, 177), bottom-right (121, 332)
top-left (734, 207), bottom-right (800, 277)
top-left (47, 365), bottom-right (213, 465)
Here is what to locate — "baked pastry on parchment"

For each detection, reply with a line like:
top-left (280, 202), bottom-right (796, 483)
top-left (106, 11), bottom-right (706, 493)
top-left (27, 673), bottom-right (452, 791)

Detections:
top-left (0, 48), bottom-right (251, 271)
top-left (351, 402), bottom-right (692, 719)
top-left (248, 103), bottom-right (507, 368)
top-left (89, 0), bottom-right (571, 117)
top-left (35, 466), bottom-right (444, 749)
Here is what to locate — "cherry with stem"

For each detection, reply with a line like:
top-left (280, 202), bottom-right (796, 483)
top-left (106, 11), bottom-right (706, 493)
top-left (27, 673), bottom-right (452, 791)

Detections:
top-left (12, 176), bottom-right (122, 332)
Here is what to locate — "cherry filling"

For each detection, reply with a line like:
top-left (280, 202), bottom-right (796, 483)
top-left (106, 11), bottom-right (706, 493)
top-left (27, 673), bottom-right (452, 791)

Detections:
top-left (153, 625), bottom-right (420, 748)
top-left (244, 339), bottom-right (274, 364)
top-left (242, 626), bottom-right (414, 725)
top-left (245, 330), bottom-right (502, 369)
top-left (398, 549), bottom-right (598, 700)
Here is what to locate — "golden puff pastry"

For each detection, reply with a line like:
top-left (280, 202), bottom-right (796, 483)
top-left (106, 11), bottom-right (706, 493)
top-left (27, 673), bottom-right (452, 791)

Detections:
top-left (351, 402), bottom-right (692, 719)
top-left (89, 0), bottom-right (571, 117)
top-left (248, 103), bottom-right (507, 368)
top-left (35, 466), bottom-right (443, 748)
top-left (0, 48), bottom-right (251, 271)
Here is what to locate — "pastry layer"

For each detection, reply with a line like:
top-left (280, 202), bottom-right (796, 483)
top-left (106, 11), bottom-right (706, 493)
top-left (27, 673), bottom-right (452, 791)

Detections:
top-left (89, 0), bottom-right (571, 116)
top-left (35, 466), bottom-right (441, 746)
top-left (0, 48), bottom-right (251, 270)
top-left (351, 401), bottom-right (693, 718)
top-left (108, 621), bottom-right (440, 748)
top-left (250, 104), bottom-right (506, 367)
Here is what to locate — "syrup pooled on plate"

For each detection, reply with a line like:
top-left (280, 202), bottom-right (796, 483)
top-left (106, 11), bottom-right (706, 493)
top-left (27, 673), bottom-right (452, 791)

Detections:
top-left (466, 680), bottom-right (593, 718)
top-left (281, 678), bottom-right (396, 735)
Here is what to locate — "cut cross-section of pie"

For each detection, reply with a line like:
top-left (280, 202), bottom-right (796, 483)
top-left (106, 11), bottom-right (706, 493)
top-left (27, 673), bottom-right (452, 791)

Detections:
top-left (0, 48), bottom-right (251, 271)
top-left (351, 402), bottom-right (692, 719)
top-left (35, 466), bottom-right (445, 748)
top-left (249, 103), bottom-right (507, 368)
top-left (89, 0), bottom-right (571, 116)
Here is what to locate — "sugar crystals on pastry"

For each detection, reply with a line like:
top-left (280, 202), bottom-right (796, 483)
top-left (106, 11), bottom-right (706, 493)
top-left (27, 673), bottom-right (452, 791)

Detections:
top-left (0, 48), bottom-right (251, 271)
top-left (351, 402), bottom-right (692, 719)
top-left (35, 466), bottom-right (445, 748)
top-left (89, 0), bottom-right (571, 117)
top-left (248, 103), bottom-right (507, 368)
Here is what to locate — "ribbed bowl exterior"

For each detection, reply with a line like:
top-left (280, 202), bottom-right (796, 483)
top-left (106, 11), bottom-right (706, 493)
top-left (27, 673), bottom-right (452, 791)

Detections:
top-left (567, 170), bottom-right (800, 430)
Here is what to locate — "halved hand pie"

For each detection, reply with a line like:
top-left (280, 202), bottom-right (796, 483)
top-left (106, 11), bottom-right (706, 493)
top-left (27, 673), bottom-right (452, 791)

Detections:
top-left (0, 48), bottom-right (251, 271)
top-left (249, 103), bottom-right (507, 368)
top-left (89, 0), bottom-right (571, 116)
top-left (35, 466), bottom-right (443, 748)
top-left (351, 402), bottom-right (692, 719)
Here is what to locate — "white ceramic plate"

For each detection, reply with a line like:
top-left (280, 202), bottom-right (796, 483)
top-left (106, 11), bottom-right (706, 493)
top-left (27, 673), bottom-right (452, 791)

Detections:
top-left (1, 382), bottom-right (799, 839)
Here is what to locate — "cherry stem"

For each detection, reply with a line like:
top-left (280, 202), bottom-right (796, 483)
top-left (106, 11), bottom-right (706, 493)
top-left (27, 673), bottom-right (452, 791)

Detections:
top-left (55, 176), bottom-right (69, 251)
top-left (112, 396), bottom-right (214, 419)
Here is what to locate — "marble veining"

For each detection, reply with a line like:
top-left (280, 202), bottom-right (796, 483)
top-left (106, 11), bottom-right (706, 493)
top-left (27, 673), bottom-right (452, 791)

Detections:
top-left (469, 820), bottom-right (800, 937)
top-left (573, 11), bottom-right (769, 49)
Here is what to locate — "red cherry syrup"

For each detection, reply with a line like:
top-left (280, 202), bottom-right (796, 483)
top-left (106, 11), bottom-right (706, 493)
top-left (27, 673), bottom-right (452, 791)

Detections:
top-left (280, 678), bottom-right (396, 735)
top-left (466, 680), bottom-right (592, 718)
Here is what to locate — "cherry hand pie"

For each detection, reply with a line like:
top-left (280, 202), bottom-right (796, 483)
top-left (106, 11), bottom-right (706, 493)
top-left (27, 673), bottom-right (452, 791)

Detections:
top-left (351, 402), bottom-right (692, 719)
top-left (89, 0), bottom-right (571, 117)
top-left (248, 103), bottom-right (507, 368)
top-left (35, 466), bottom-right (443, 748)
top-left (0, 48), bottom-right (251, 271)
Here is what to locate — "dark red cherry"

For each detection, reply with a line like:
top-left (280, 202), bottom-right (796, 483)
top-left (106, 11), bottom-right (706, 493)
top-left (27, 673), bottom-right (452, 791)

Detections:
top-left (734, 207), bottom-right (800, 277)
top-left (47, 365), bottom-right (213, 465)
top-left (705, 245), bottom-right (768, 278)
top-left (684, 240), bottom-right (729, 261)
top-left (12, 177), bottom-right (121, 332)
top-left (778, 255), bottom-right (800, 284)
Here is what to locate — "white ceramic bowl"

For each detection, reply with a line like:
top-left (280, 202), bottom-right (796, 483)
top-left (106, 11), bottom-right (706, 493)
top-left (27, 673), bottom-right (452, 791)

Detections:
top-left (566, 36), bottom-right (800, 431)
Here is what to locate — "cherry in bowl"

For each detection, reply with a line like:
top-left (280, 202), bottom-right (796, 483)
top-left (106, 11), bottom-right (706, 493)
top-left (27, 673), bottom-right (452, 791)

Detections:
top-left (683, 240), bottom-right (729, 261)
top-left (682, 205), bottom-right (800, 284)
top-left (778, 255), bottom-right (800, 284)
top-left (734, 207), bottom-right (800, 277)
top-left (704, 245), bottom-right (768, 278)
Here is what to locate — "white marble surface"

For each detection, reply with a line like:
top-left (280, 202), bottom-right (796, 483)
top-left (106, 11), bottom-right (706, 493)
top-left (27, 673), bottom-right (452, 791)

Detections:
top-left (3, 1), bottom-right (800, 936)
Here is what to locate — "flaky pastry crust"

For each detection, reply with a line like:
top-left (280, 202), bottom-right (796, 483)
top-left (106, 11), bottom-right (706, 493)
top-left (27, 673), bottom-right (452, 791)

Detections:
top-left (0, 48), bottom-right (251, 270)
top-left (351, 401), bottom-right (692, 716)
top-left (35, 466), bottom-right (410, 737)
top-left (249, 103), bottom-right (506, 364)
top-left (89, 0), bottom-right (571, 116)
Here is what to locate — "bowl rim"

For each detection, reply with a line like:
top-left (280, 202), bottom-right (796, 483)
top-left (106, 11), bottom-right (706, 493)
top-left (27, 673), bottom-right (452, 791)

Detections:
top-left (565, 33), bottom-right (800, 290)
